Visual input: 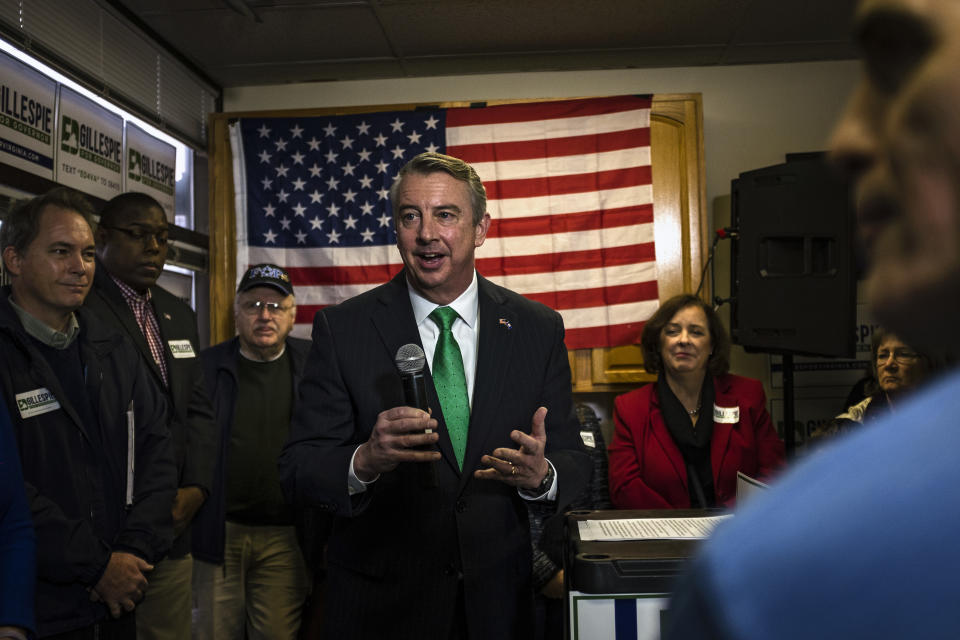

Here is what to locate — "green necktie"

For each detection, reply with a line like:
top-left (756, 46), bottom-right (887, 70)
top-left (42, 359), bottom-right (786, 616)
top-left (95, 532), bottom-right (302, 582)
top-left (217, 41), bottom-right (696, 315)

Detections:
top-left (429, 306), bottom-right (470, 469)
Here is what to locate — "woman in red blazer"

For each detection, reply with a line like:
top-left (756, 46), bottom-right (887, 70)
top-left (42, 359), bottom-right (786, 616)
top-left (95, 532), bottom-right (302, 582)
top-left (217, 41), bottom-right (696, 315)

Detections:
top-left (609, 294), bottom-right (785, 509)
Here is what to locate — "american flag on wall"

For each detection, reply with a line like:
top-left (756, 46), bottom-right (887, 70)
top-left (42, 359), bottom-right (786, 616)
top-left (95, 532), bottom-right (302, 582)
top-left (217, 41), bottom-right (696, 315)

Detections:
top-left (229, 95), bottom-right (658, 348)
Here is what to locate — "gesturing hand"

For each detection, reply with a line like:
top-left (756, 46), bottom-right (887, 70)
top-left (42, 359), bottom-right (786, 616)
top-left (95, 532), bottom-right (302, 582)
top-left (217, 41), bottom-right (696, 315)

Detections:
top-left (475, 406), bottom-right (550, 491)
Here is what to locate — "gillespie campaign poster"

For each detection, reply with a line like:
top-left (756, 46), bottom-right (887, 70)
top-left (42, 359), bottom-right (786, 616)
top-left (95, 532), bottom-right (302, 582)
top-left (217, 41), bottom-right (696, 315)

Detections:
top-left (0, 52), bottom-right (56, 179)
top-left (56, 85), bottom-right (123, 200)
top-left (126, 122), bottom-right (176, 221)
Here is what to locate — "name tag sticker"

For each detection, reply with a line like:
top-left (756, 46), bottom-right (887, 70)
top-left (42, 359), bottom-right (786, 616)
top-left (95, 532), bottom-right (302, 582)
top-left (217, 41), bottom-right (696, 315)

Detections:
top-left (16, 387), bottom-right (61, 419)
top-left (168, 339), bottom-right (196, 359)
top-left (713, 405), bottom-right (740, 424)
top-left (580, 430), bottom-right (596, 448)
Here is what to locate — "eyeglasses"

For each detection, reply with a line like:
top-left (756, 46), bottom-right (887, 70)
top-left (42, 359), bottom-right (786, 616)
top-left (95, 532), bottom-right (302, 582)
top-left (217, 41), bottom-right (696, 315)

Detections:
top-left (239, 300), bottom-right (293, 317)
top-left (102, 225), bottom-right (169, 247)
top-left (876, 348), bottom-right (919, 364)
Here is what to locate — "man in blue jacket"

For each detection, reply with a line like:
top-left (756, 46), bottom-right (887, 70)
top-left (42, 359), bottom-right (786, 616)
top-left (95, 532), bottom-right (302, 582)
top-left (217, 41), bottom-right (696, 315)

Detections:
top-left (0, 187), bottom-right (175, 638)
top-left (0, 392), bottom-right (35, 640)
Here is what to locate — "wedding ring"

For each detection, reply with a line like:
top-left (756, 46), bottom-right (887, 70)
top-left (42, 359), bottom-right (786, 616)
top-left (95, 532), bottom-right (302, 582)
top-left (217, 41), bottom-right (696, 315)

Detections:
top-left (511, 464), bottom-right (518, 476)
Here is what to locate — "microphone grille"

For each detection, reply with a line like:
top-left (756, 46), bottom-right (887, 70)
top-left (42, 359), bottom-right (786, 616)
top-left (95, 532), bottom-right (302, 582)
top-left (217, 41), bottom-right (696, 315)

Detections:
top-left (395, 343), bottom-right (426, 374)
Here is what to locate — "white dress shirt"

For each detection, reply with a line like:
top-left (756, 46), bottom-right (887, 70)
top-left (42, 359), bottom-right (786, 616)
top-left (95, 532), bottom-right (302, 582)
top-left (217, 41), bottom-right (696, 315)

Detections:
top-left (408, 272), bottom-right (479, 406)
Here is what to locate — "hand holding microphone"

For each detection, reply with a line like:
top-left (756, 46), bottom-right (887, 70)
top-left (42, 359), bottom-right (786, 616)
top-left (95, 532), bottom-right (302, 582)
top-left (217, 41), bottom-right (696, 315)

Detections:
top-left (351, 344), bottom-right (441, 483)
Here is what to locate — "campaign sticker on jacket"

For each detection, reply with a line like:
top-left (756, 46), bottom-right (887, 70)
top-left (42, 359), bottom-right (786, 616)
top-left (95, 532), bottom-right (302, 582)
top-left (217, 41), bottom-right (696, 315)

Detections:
top-left (16, 387), bottom-right (61, 419)
top-left (168, 339), bottom-right (196, 359)
top-left (580, 430), bottom-right (596, 448)
top-left (713, 405), bottom-right (740, 424)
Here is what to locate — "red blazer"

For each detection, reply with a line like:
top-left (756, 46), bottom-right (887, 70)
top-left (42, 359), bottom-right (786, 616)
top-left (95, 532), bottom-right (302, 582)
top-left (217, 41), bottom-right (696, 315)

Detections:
top-left (608, 374), bottom-right (785, 509)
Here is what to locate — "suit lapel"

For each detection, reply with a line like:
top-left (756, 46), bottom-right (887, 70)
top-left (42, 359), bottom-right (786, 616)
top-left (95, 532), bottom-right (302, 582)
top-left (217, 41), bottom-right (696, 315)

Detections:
top-left (457, 277), bottom-right (514, 491)
top-left (370, 273), bottom-right (460, 475)
top-left (95, 272), bottom-right (165, 387)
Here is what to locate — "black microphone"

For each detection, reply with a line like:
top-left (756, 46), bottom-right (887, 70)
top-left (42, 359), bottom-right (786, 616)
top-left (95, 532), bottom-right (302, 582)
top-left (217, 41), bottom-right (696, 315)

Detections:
top-left (395, 344), bottom-right (437, 487)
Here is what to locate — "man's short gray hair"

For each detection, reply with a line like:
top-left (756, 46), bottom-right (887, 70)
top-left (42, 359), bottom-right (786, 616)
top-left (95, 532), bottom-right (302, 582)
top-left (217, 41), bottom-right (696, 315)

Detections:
top-left (388, 152), bottom-right (487, 225)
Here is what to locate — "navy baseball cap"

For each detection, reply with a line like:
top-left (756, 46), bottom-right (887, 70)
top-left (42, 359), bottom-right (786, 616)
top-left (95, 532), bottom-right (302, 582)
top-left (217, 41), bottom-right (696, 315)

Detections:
top-left (237, 263), bottom-right (294, 296)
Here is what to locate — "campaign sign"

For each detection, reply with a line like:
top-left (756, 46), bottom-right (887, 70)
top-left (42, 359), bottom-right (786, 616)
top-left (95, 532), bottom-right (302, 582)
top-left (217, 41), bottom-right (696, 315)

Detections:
top-left (56, 85), bottom-right (123, 200)
top-left (0, 52), bottom-right (56, 179)
top-left (126, 122), bottom-right (176, 221)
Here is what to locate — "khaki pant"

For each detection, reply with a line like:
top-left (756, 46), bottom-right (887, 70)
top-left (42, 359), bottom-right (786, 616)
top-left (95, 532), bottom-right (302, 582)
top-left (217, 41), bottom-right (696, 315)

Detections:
top-left (135, 553), bottom-right (193, 640)
top-left (193, 522), bottom-right (310, 640)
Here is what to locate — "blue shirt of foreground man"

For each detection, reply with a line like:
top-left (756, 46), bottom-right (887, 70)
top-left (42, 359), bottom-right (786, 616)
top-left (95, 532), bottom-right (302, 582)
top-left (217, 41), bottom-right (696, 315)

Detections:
top-left (0, 392), bottom-right (35, 639)
top-left (665, 1), bottom-right (960, 638)
top-left (279, 152), bottom-right (590, 639)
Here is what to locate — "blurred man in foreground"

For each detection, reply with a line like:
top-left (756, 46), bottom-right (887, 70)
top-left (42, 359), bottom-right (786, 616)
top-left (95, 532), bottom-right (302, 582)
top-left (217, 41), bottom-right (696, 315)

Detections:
top-left (665, 2), bottom-right (960, 638)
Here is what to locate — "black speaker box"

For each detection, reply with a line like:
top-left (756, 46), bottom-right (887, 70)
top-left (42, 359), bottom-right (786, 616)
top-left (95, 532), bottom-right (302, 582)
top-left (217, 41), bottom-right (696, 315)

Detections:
top-left (730, 153), bottom-right (856, 358)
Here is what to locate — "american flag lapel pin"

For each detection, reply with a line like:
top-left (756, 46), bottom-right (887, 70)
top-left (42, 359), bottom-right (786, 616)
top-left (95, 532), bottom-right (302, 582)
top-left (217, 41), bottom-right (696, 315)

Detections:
top-left (499, 318), bottom-right (512, 330)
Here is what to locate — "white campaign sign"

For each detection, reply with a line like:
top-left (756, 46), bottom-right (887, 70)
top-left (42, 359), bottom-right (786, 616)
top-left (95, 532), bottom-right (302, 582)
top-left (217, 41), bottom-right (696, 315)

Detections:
top-left (126, 122), bottom-right (176, 221)
top-left (0, 51), bottom-right (56, 179)
top-left (56, 85), bottom-right (123, 200)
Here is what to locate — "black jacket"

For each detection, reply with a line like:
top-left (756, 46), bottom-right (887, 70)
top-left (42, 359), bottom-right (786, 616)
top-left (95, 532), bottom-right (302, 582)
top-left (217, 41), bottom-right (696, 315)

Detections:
top-left (0, 288), bottom-right (175, 636)
top-left (192, 335), bottom-right (319, 565)
top-left (85, 264), bottom-right (217, 556)
top-left (278, 272), bottom-right (591, 640)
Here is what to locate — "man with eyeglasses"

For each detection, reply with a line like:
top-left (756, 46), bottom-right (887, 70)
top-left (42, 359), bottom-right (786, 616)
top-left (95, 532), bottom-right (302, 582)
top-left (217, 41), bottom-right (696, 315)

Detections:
top-left (193, 264), bottom-right (316, 640)
top-left (85, 192), bottom-right (216, 640)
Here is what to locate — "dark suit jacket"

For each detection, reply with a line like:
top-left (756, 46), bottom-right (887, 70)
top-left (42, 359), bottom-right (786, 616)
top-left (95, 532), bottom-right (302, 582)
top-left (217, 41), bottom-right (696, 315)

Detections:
top-left (608, 374), bottom-right (785, 509)
top-left (279, 271), bottom-right (590, 640)
top-left (85, 263), bottom-right (216, 556)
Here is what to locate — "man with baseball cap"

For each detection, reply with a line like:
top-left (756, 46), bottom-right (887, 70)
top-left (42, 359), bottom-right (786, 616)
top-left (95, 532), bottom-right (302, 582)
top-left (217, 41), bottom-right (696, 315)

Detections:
top-left (192, 264), bottom-right (315, 639)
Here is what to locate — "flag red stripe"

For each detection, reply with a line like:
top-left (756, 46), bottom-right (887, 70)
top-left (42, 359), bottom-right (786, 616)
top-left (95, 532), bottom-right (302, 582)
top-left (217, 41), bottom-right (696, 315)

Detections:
top-left (484, 166), bottom-right (651, 200)
top-left (297, 305), bottom-right (327, 325)
top-left (446, 95), bottom-right (652, 127)
top-left (522, 282), bottom-right (659, 311)
top-left (489, 204), bottom-right (652, 238)
top-left (476, 243), bottom-right (656, 276)
top-left (286, 263), bottom-right (403, 287)
top-left (284, 242), bottom-right (655, 286)
top-left (564, 322), bottom-right (646, 350)
top-left (447, 128), bottom-right (650, 164)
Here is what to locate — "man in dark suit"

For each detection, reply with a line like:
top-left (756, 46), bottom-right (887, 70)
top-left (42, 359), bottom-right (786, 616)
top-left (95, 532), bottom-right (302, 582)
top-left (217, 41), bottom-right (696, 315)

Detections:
top-left (279, 152), bottom-right (590, 639)
top-left (85, 192), bottom-right (216, 640)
